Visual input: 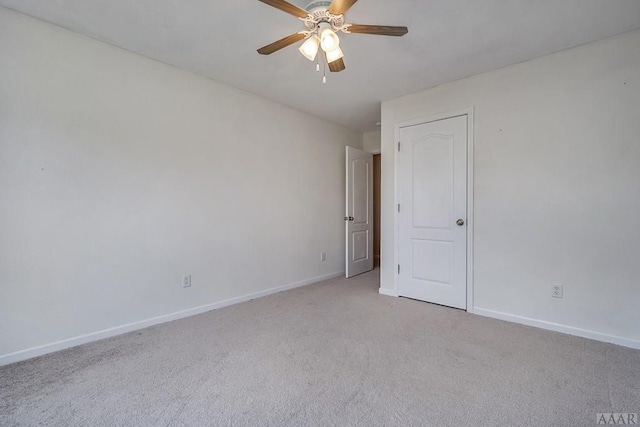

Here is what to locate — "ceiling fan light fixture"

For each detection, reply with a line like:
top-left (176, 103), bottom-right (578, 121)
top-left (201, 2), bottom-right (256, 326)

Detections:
top-left (256, 0), bottom-right (409, 79)
top-left (326, 45), bottom-right (344, 63)
top-left (299, 34), bottom-right (320, 61)
top-left (320, 27), bottom-right (340, 52)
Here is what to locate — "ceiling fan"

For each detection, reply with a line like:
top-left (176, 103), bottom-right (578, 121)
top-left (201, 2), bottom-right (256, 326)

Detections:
top-left (256, 0), bottom-right (408, 78)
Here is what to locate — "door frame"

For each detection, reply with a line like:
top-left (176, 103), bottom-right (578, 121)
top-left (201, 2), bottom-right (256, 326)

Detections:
top-left (392, 108), bottom-right (475, 312)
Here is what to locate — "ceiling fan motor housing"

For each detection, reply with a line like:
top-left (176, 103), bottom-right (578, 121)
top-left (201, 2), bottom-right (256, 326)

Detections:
top-left (300, 2), bottom-right (347, 33)
top-left (305, 1), bottom-right (332, 13)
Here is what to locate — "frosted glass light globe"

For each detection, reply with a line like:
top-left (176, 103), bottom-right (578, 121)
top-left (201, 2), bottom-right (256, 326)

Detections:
top-left (299, 35), bottom-right (320, 61)
top-left (320, 28), bottom-right (340, 52)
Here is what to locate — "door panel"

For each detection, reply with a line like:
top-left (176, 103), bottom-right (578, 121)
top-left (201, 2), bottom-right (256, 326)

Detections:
top-left (398, 115), bottom-right (467, 309)
top-left (352, 230), bottom-right (369, 262)
top-left (352, 159), bottom-right (369, 224)
top-left (411, 240), bottom-right (452, 284)
top-left (412, 137), bottom-right (453, 230)
top-left (346, 147), bottom-right (373, 278)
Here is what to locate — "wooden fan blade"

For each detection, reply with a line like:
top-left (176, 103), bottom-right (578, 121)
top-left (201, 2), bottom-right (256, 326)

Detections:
top-left (257, 33), bottom-right (306, 55)
top-left (328, 0), bottom-right (358, 15)
top-left (257, 0), bottom-right (309, 18)
top-left (328, 57), bottom-right (346, 72)
top-left (347, 24), bottom-right (408, 36)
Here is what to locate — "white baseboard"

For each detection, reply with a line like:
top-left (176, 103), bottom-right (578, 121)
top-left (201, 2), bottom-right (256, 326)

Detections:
top-left (0, 271), bottom-right (344, 367)
top-left (378, 287), bottom-right (398, 297)
top-left (473, 307), bottom-right (640, 350)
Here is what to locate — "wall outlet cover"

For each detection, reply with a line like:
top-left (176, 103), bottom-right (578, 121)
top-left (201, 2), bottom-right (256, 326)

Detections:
top-left (183, 275), bottom-right (192, 288)
top-left (552, 284), bottom-right (563, 298)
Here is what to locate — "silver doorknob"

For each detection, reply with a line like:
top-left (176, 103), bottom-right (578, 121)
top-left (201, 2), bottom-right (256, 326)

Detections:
top-left (456, 219), bottom-right (465, 226)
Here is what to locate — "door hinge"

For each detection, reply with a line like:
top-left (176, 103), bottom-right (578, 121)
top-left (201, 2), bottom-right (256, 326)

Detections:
top-left (397, 141), bottom-right (401, 151)
top-left (397, 203), bottom-right (401, 213)
top-left (397, 264), bottom-right (400, 274)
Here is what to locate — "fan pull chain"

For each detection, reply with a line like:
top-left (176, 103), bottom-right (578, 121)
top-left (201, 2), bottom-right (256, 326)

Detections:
top-left (323, 54), bottom-right (327, 84)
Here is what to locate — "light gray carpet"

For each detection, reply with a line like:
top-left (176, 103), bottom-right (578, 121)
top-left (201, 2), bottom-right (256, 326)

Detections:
top-left (1, 270), bottom-right (639, 426)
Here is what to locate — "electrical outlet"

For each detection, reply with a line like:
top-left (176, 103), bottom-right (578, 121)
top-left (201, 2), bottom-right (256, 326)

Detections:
top-left (182, 274), bottom-right (192, 288)
top-left (552, 284), bottom-right (563, 298)
top-left (320, 252), bottom-right (326, 262)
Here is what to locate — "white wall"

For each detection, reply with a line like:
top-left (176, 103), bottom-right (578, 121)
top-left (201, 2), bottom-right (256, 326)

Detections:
top-left (0, 8), bottom-right (361, 362)
top-left (362, 130), bottom-right (381, 154)
top-left (381, 30), bottom-right (640, 347)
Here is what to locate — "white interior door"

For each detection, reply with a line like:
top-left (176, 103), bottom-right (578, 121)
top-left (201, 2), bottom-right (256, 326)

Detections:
top-left (346, 146), bottom-right (373, 278)
top-left (398, 115), bottom-right (468, 309)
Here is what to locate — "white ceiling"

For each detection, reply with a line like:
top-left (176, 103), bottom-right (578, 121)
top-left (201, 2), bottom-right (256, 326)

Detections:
top-left (2, 0), bottom-right (640, 132)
